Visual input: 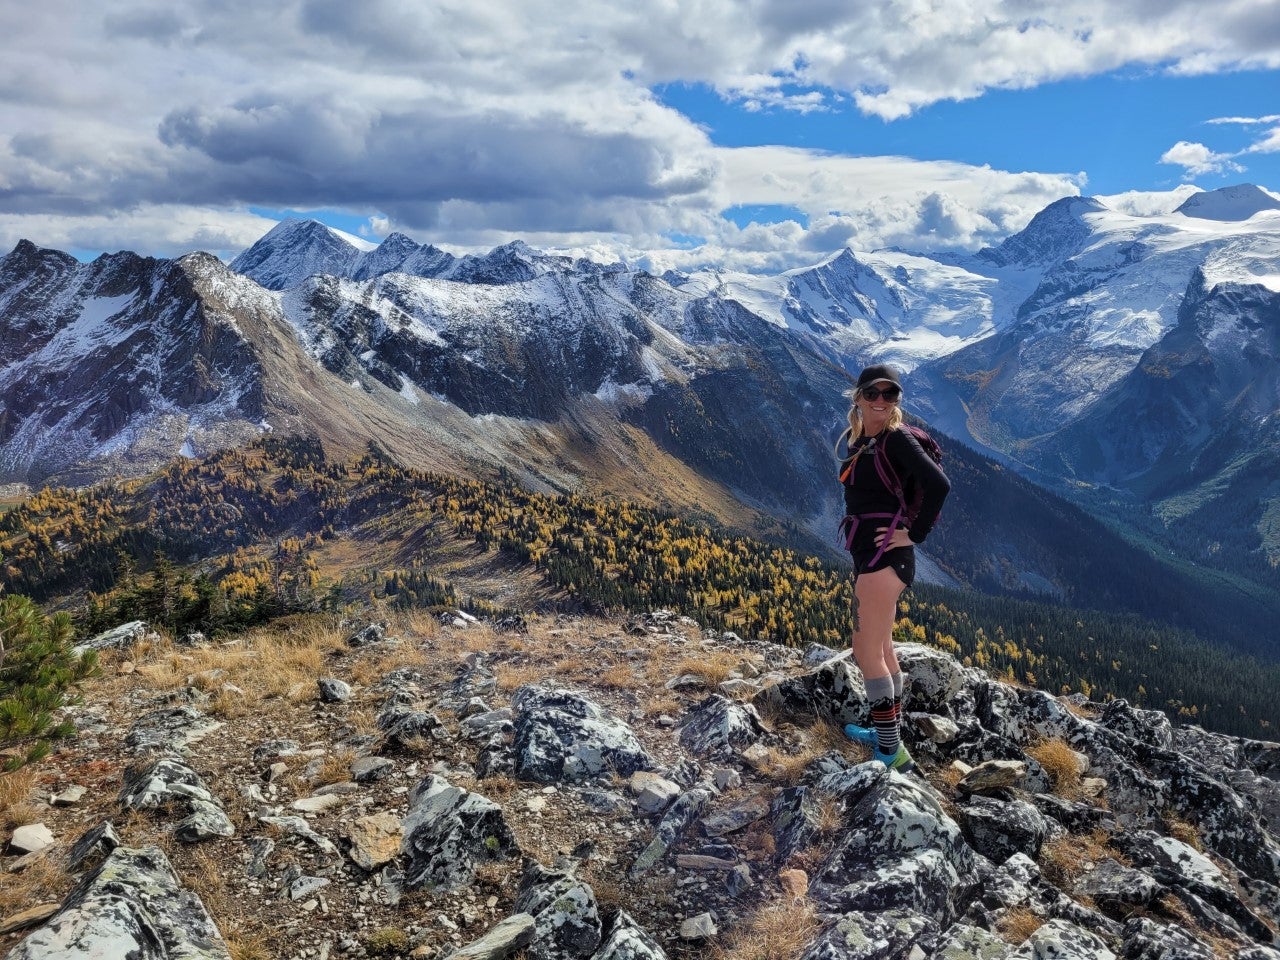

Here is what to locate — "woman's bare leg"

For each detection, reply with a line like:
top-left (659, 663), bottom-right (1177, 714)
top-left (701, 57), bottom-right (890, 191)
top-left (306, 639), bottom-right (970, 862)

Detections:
top-left (851, 566), bottom-right (906, 680)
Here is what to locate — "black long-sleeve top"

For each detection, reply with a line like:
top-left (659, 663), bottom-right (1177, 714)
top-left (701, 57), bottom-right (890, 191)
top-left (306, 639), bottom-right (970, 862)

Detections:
top-left (842, 426), bottom-right (951, 545)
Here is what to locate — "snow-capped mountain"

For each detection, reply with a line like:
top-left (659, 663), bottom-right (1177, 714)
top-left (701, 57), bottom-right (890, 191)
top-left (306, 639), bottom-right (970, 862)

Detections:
top-left (908, 186), bottom-right (1280, 455)
top-left (0, 236), bottom-right (853, 548)
top-left (4, 181), bottom-right (1280, 589)
top-left (232, 219), bottom-right (587, 290)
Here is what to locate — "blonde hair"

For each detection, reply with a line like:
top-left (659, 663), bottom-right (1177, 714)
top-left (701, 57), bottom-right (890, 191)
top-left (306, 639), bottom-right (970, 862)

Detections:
top-left (835, 385), bottom-right (905, 458)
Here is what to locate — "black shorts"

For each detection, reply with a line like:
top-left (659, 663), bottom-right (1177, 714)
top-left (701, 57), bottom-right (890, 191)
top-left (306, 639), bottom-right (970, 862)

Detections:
top-left (852, 545), bottom-right (915, 588)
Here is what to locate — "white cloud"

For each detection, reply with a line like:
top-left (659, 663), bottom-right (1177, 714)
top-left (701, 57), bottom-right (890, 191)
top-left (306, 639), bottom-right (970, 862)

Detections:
top-left (0, 206), bottom-right (278, 260)
top-left (1159, 141), bottom-right (1245, 178)
top-left (1095, 185), bottom-right (1202, 216)
top-left (0, 1), bottom-right (1276, 267)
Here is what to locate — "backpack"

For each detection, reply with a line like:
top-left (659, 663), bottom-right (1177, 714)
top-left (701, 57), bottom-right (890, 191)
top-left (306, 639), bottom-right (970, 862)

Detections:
top-left (837, 424), bottom-right (943, 554)
top-left (880, 424), bottom-right (943, 522)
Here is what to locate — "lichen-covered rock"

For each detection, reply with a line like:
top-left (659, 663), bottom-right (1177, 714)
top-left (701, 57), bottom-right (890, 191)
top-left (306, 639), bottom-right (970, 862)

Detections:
top-left (806, 763), bottom-right (979, 924)
top-left (676, 695), bottom-right (764, 757)
top-left (1097, 699), bottom-right (1173, 750)
top-left (346, 622), bottom-right (389, 647)
top-left (1006, 918), bottom-right (1115, 959)
top-left (6, 845), bottom-right (231, 959)
top-left (957, 795), bottom-right (1050, 863)
top-left (1143, 752), bottom-right (1280, 888)
top-left (963, 854), bottom-right (1121, 943)
top-left (798, 908), bottom-right (938, 960)
top-left (929, 922), bottom-right (1011, 959)
top-left (1072, 858), bottom-right (1164, 915)
top-left (512, 686), bottom-right (654, 784)
top-left (377, 706), bottom-right (447, 748)
top-left (118, 757), bottom-right (234, 842)
top-left (400, 775), bottom-right (520, 891)
top-left (629, 788), bottom-right (712, 878)
top-left (460, 708), bottom-right (515, 742)
top-left (513, 863), bottom-right (601, 960)
top-left (65, 821), bottom-right (122, 872)
top-left (444, 912), bottom-right (536, 960)
top-left (592, 910), bottom-right (669, 960)
top-left (124, 706), bottom-right (223, 754)
top-left (895, 643), bottom-right (972, 714)
top-left (317, 678), bottom-right (353, 703)
top-left (72, 620), bottom-right (154, 656)
top-left (1115, 829), bottom-right (1274, 941)
top-left (1119, 917), bottom-right (1215, 960)
top-left (751, 650), bottom-right (867, 728)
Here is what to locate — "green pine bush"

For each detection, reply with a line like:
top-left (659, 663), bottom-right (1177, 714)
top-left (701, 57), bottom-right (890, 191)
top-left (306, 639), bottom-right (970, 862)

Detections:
top-left (0, 594), bottom-right (98, 770)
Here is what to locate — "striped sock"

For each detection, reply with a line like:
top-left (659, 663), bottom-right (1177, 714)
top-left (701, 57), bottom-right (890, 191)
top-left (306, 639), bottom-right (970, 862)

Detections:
top-left (890, 671), bottom-right (904, 719)
top-left (865, 675), bottom-right (899, 757)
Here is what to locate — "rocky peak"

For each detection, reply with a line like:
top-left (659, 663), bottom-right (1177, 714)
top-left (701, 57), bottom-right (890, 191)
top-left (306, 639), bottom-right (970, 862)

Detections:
top-left (978, 195), bottom-right (1107, 268)
top-left (1175, 183), bottom-right (1280, 222)
top-left (230, 218), bottom-right (365, 290)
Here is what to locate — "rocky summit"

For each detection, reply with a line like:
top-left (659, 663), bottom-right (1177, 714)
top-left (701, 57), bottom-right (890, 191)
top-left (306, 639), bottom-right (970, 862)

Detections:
top-left (3, 609), bottom-right (1280, 959)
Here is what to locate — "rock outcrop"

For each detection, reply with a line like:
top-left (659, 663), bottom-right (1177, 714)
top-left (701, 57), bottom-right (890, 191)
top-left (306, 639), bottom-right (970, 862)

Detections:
top-left (6, 614), bottom-right (1280, 959)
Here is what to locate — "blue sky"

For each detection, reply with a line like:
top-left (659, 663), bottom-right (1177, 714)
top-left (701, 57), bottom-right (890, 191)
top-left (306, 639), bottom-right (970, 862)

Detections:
top-left (1, 2), bottom-right (1278, 272)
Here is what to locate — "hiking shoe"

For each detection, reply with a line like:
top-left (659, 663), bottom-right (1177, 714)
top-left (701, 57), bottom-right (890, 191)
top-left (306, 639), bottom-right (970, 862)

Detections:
top-left (873, 744), bottom-right (916, 773)
top-left (843, 723), bottom-right (878, 748)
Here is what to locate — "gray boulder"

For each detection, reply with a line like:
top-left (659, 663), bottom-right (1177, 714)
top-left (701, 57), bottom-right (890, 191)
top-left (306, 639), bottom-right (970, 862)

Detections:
top-left (806, 763), bottom-right (979, 924)
top-left (592, 910), bottom-right (669, 960)
top-left (118, 757), bottom-right (234, 842)
top-left (957, 795), bottom-right (1050, 863)
top-left (512, 686), bottom-right (654, 784)
top-left (799, 908), bottom-right (938, 960)
top-left (676, 695), bottom-right (765, 757)
top-left (400, 775), bottom-right (520, 891)
top-left (1073, 858), bottom-right (1164, 915)
top-left (752, 651), bottom-right (867, 728)
top-left (1006, 919), bottom-right (1115, 959)
top-left (5, 845), bottom-right (231, 959)
top-left (72, 620), bottom-right (153, 656)
top-left (514, 863), bottom-right (601, 960)
top-left (629, 788), bottom-right (712, 878)
top-left (124, 707), bottom-right (223, 754)
top-left (1119, 917), bottom-right (1215, 960)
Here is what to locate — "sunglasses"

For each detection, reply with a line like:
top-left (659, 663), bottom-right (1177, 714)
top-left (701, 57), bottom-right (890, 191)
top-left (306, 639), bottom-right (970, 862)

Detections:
top-left (861, 385), bottom-right (901, 402)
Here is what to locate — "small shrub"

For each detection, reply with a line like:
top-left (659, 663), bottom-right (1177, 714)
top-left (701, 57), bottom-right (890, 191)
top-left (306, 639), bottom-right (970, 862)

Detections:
top-left (0, 594), bottom-right (99, 770)
top-left (365, 926), bottom-right (409, 956)
top-left (710, 899), bottom-right (819, 960)
top-left (996, 906), bottom-right (1043, 944)
top-left (1026, 738), bottom-right (1085, 799)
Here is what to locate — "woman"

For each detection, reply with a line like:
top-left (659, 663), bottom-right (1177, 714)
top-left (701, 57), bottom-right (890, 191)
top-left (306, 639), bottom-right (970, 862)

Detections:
top-left (836, 364), bottom-right (950, 773)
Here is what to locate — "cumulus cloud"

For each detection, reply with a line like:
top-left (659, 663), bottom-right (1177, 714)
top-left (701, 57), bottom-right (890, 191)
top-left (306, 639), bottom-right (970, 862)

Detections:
top-left (0, 1), bottom-right (1275, 267)
top-left (1159, 141), bottom-right (1245, 178)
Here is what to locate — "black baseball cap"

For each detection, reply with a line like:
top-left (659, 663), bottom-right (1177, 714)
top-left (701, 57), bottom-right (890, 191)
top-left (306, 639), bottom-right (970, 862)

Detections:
top-left (856, 363), bottom-right (901, 390)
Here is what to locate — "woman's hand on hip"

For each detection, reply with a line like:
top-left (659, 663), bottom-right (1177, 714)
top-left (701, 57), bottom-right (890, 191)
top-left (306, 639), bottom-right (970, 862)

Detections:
top-left (875, 526), bottom-right (914, 550)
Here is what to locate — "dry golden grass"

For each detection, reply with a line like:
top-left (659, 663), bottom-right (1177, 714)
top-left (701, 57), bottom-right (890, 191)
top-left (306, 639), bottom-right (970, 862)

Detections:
top-left (1062, 698), bottom-right (1101, 720)
top-left (180, 846), bottom-right (239, 927)
top-left (314, 748), bottom-right (357, 786)
top-left (1162, 811), bottom-right (1203, 851)
top-left (598, 662), bottom-right (642, 689)
top-left (495, 662), bottom-right (549, 692)
top-left (996, 906), bottom-right (1043, 944)
top-left (642, 695), bottom-right (684, 718)
top-left (1040, 828), bottom-right (1117, 887)
top-left (710, 899), bottom-right (820, 960)
top-left (757, 743), bottom-right (827, 785)
top-left (672, 649), bottom-right (741, 687)
top-left (0, 854), bottom-right (69, 917)
top-left (0, 767), bottom-right (39, 830)
top-left (394, 608), bottom-right (441, 642)
top-left (810, 794), bottom-right (845, 835)
top-left (1026, 738), bottom-right (1086, 800)
top-left (226, 931), bottom-right (273, 960)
